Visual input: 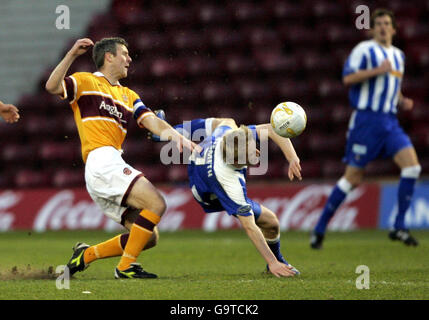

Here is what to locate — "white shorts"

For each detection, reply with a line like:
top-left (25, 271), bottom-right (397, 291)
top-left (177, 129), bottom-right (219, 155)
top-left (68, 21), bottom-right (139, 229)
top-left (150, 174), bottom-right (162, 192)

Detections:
top-left (85, 146), bottom-right (143, 224)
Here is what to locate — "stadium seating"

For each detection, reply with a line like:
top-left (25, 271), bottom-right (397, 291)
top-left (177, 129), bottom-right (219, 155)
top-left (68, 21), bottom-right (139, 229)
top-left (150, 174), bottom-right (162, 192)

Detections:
top-left (2, 0), bottom-right (428, 188)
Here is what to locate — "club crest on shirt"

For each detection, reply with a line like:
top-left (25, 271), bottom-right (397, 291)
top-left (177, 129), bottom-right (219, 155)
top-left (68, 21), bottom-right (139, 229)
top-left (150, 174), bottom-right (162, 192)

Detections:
top-left (123, 167), bottom-right (132, 175)
top-left (122, 94), bottom-right (129, 103)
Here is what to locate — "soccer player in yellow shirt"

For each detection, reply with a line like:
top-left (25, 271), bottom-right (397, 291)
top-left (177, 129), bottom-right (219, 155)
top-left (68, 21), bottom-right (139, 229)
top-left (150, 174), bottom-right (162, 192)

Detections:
top-left (46, 37), bottom-right (199, 279)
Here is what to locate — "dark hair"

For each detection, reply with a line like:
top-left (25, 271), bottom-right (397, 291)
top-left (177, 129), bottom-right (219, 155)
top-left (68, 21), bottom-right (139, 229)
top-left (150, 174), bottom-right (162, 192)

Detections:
top-left (370, 8), bottom-right (397, 29)
top-left (92, 37), bottom-right (128, 70)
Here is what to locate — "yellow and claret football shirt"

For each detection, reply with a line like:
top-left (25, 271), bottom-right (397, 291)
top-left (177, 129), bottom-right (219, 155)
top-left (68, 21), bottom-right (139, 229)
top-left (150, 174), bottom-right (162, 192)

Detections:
top-left (60, 71), bottom-right (154, 162)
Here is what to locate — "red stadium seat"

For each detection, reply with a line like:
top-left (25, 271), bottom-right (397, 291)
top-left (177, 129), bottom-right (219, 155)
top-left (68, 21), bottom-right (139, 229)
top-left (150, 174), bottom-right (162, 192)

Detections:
top-left (185, 56), bottom-right (222, 78)
top-left (277, 24), bottom-right (322, 48)
top-left (246, 27), bottom-right (282, 52)
top-left (207, 28), bottom-right (247, 51)
top-left (311, 1), bottom-right (344, 20)
top-left (39, 142), bottom-right (80, 162)
top-left (227, 1), bottom-right (269, 25)
top-left (1, 144), bottom-right (37, 163)
top-left (171, 30), bottom-right (209, 52)
top-left (52, 169), bottom-right (85, 188)
top-left (316, 78), bottom-right (345, 99)
top-left (254, 53), bottom-right (300, 75)
top-left (155, 5), bottom-right (197, 29)
top-left (128, 84), bottom-right (160, 106)
top-left (196, 4), bottom-right (233, 26)
top-left (265, 0), bottom-right (309, 21)
top-left (321, 159), bottom-right (346, 179)
top-left (130, 31), bottom-right (171, 54)
top-left (114, 4), bottom-right (157, 29)
top-left (201, 82), bottom-right (237, 103)
top-left (299, 160), bottom-right (323, 179)
top-left (233, 79), bottom-right (274, 101)
top-left (150, 58), bottom-right (187, 79)
top-left (87, 13), bottom-right (120, 40)
top-left (272, 79), bottom-right (313, 102)
top-left (0, 173), bottom-right (14, 189)
top-left (162, 82), bottom-right (201, 104)
top-left (221, 54), bottom-right (258, 75)
top-left (14, 169), bottom-right (52, 188)
top-left (366, 160), bottom-right (398, 176)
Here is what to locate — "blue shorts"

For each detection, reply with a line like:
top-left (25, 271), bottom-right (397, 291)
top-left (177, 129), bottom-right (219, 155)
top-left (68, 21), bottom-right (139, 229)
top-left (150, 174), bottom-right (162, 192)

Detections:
top-left (193, 194), bottom-right (262, 221)
top-left (343, 111), bottom-right (413, 168)
top-left (188, 163), bottom-right (262, 220)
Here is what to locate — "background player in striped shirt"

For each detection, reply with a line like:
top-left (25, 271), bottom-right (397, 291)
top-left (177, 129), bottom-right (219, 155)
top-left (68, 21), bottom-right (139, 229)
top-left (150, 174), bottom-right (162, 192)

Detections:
top-left (311, 9), bottom-right (421, 249)
top-left (0, 101), bottom-right (19, 123)
top-left (45, 37), bottom-right (199, 279)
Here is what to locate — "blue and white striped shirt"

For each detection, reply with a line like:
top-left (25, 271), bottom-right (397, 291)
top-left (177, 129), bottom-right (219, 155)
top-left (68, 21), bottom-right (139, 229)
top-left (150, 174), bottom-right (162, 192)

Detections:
top-left (343, 40), bottom-right (405, 114)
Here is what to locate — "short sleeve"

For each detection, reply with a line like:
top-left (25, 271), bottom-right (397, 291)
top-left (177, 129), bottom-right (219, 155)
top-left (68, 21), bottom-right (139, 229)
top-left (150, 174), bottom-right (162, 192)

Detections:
top-left (61, 73), bottom-right (82, 103)
top-left (342, 44), bottom-right (368, 77)
top-left (131, 91), bottom-right (154, 128)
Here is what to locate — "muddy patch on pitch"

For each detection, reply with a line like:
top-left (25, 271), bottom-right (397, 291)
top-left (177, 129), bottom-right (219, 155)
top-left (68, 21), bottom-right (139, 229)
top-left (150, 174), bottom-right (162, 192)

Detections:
top-left (0, 265), bottom-right (57, 280)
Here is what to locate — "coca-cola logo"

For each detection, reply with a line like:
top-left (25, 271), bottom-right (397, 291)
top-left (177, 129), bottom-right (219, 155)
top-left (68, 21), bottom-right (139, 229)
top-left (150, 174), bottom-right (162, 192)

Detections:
top-left (201, 185), bottom-right (366, 231)
top-left (0, 191), bottom-right (20, 231)
top-left (33, 190), bottom-right (119, 231)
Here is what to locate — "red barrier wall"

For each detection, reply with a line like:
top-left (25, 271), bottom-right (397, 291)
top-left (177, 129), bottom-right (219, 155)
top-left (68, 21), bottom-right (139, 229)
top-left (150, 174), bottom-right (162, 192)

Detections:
top-left (0, 184), bottom-right (380, 232)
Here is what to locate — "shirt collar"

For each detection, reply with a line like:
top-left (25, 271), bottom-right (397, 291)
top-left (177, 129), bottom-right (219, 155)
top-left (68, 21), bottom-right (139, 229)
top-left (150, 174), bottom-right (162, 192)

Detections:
top-left (93, 71), bottom-right (121, 86)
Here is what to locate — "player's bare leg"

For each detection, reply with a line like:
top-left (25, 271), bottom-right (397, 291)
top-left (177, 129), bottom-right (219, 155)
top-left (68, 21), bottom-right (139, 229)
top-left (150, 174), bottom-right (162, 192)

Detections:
top-left (389, 147), bottom-right (421, 246)
top-left (115, 176), bottom-right (166, 278)
top-left (256, 205), bottom-right (300, 274)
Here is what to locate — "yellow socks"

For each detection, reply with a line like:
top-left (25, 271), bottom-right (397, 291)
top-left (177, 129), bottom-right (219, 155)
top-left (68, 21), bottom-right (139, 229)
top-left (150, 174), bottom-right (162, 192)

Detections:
top-left (83, 234), bottom-right (129, 264)
top-left (117, 209), bottom-right (160, 271)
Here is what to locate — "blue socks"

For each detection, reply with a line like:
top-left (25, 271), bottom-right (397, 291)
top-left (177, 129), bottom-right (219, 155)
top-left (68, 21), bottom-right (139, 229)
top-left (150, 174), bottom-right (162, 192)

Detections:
top-left (267, 238), bottom-right (288, 264)
top-left (394, 177), bottom-right (417, 230)
top-left (393, 165), bottom-right (421, 230)
top-left (314, 178), bottom-right (352, 235)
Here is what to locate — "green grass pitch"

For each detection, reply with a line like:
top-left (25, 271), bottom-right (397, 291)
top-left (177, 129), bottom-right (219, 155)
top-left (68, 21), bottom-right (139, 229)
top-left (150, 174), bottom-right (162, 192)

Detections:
top-left (0, 230), bottom-right (428, 300)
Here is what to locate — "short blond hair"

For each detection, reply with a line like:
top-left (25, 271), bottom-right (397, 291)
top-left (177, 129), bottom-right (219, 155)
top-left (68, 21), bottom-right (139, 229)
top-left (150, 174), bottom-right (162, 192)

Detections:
top-left (221, 125), bottom-right (255, 164)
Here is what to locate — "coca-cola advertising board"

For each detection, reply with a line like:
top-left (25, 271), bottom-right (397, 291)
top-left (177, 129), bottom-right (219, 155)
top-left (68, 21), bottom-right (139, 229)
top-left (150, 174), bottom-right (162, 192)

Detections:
top-left (0, 183), bottom-right (380, 232)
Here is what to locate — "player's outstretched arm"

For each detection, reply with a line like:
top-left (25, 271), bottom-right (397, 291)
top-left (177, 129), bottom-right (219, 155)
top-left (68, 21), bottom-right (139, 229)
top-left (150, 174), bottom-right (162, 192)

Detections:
top-left (256, 124), bottom-right (301, 181)
top-left (0, 101), bottom-right (20, 123)
top-left (45, 38), bottom-right (94, 95)
top-left (141, 114), bottom-right (202, 154)
top-left (237, 215), bottom-right (295, 278)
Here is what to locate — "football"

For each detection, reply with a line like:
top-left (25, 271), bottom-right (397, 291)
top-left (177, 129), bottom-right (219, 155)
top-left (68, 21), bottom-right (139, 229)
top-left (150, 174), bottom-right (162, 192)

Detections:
top-left (270, 102), bottom-right (307, 138)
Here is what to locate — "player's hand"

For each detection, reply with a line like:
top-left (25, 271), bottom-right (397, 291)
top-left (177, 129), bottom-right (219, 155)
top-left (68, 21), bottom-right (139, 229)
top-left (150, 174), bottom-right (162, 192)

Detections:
top-left (399, 96), bottom-right (414, 111)
top-left (268, 261), bottom-right (296, 278)
top-left (0, 103), bottom-right (20, 123)
top-left (287, 156), bottom-right (302, 181)
top-left (173, 136), bottom-right (202, 154)
top-left (68, 38), bottom-right (94, 57)
top-left (378, 59), bottom-right (392, 74)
